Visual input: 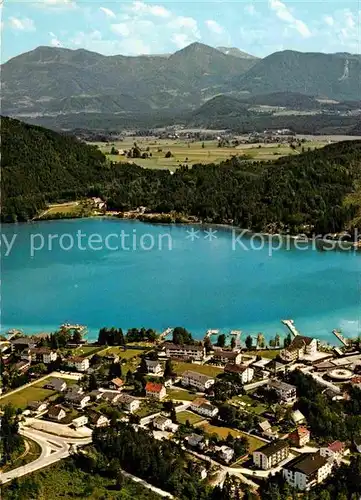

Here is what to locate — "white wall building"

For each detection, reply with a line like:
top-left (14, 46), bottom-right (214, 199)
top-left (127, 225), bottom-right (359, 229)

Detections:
top-left (181, 371), bottom-right (215, 392)
top-left (283, 452), bottom-right (333, 490)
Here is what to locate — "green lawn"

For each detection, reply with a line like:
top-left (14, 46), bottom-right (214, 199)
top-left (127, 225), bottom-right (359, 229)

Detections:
top-left (0, 377), bottom-right (76, 410)
top-left (99, 347), bottom-right (146, 373)
top-left (176, 411), bottom-right (205, 425)
top-left (167, 388), bottom-right (198, 401)
top-left (136, 401), bottom-right (164, 418)
top-left (73, 345), bottom-right (104, 358)
top-left (200, 423), bottom-right (265, 452)
top-left (231, 394), bottom-right (267, 415)
top-left (246, 349), bottom-right (280, 359)
top-left (173, 362), bottom-right (223, 378)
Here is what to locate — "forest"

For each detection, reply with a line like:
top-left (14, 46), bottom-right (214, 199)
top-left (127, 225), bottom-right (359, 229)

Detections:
top-left (2, 117), bottom-right (361, 235)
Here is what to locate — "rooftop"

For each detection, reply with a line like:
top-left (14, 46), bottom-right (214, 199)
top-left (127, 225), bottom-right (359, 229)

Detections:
top-left (269, 379), bottom-right (296, 393)
top-left (285, 452), bottom-right (329, 476)
top-left (183, 370), bottom-right (214, 383)
top-left (164, 343), bottom-right (204, 352)
top-left (256, 440), bottom-right (289, 457)
top-left (145, 382), bottom-right (165, 393)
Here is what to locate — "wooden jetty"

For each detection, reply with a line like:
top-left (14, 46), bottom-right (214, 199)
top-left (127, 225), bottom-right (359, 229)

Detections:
top-left (281, 319), bottom-right (300, 337)
top-left (332, 329), bottom-right (350, 347)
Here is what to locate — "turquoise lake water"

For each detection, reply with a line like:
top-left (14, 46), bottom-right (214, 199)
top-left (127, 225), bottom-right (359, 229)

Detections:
top-left (1, 218), bottom-right (360, 344)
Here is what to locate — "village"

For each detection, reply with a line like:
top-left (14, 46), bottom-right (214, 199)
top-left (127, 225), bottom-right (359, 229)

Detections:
top-left (0, 322), bottom-right (361, 496)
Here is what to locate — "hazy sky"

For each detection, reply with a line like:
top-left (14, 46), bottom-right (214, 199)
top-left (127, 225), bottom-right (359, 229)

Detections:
top-left (1, 0), bottom-right (360, 61)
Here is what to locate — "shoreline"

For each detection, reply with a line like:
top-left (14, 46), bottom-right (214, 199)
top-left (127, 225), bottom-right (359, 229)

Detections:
top-left (21, 211), bottom-right (361, 252)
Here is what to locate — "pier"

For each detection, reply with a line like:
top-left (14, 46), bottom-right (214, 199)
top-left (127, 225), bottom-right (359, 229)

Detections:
top-left (332, 329), bottom-right (350, 347)
top-left (60, 323), bottom-right (86, 333)
top-left (159, 327), bottom-right (173, 341)
top-left (281, 319), bottom-right (300, 337)
top-left (204, 329), bottom-right (220, 340)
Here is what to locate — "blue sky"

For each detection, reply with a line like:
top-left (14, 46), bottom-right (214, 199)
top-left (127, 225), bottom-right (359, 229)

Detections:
top-left (1, 0), bottom-right (360, 61)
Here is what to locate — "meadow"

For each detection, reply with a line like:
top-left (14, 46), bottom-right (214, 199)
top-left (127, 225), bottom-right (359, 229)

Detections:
top-left (91, 137), bottom-right (330, 172)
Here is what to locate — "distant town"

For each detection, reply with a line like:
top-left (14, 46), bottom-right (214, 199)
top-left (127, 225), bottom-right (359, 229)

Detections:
top-left (1, 321), bottom-right (360, 499)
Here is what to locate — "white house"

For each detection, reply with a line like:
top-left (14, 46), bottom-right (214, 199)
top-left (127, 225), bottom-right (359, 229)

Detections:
top-left (215, 445), bottom-right (235, 463)
top-left (224, 364), bottom-right (254, 383)
top-left (28, 401), bottom-right (48, 414)
top-left (67, 356), bottom-right (89, 372)
top-left (185, 433), bottom-right (208, 450)
top-left (153, 416), bottom-right (172, 431)
top-left (145, 359), bottom-right (163, 374)
top-left (283, 452), bottom-right (333, 490)
top-left (213, 350), bottom-right (242, 365)
top-left (281, 336), bottom-right (318, 362)
top-left (48, 405), bottom-right (66, 421)
top-left (45, 377), bottom-right (67, 392)
top-left (164, 343), bottom-right (205, 361)
top-left (88, 410), bottom-right (110, 428)
top-left (253, 441), bottom-right (289, 470)
top-left (66, 393), bottom-right (90, 409)
top-left (145, 382), bottom-right (166, 400)
top-left (181, 371), bottom-right (215, 392)
top-left (268, 380), bottom-right (297, 404)
top-left (118, 394), bottom-right (141, 413)
top-left (320, 441), bottom-right (345, 464)
top-left (190, 398), bottom-right (219, 418)
top-left (72, 415), bottom-right (88, 428)
top-left (29, 348), bottom-right (58, 364)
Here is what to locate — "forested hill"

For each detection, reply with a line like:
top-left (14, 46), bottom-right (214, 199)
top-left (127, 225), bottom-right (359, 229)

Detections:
top-left (1, 116), bottom-right (108, 221)
top-left (2, 117), bottom-right (361, 235)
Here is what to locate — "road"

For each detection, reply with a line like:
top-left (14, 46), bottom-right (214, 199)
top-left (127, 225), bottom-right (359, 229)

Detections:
top-left (0, 427), bottom-right (91, 484)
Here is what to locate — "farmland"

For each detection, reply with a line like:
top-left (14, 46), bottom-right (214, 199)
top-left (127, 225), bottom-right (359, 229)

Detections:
top-left (91, 137), bottom-right (331, 172)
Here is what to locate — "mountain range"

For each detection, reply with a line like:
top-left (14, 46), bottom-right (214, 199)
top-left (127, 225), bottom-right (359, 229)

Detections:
top-left (2, 42), bottom-right (361, 124)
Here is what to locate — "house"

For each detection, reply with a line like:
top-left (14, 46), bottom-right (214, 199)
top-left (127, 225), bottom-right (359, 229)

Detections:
top-left (181, 371), bottom-right (215, 392)
top-left (101, 391), bottom-right (122, 404)
top-left (72, 415), bottom-right (88, 428)
top-left (289, 427), bottom-right (311, 448)
top-left (28, 401), bottom-right (48, 414)
top-left (88, 410), bottom-right (110, 428)
top-left (213, 350), bottom-right (242, 365)
top-left (145, 382), bottom-right (166, 400)
top-left (291, 410), bottom-right (306, 425)
top-left (283, 452), bottom-right (333, 490)
top-left (45, 377), bottom-right (67, 392)
top-left (215, 445), bottom-right (235, 463)
top-left (258, 420), bottom-right (278, 438)
top-left (65, 393), bottom-right (90, 409)
top-left (89, 389), bottom-right (103, 401)
top-left (253, 440), bottom-right (289, 470)
top-left (280, 336), bottom-right (318, 362)
top-left (164, 343), bottom-right (205, 361)
top-left (185, 433), bottom-right (208, 450)
top-left (118, 394), bottom-right (141, 413)
top-left (224, 364), bottom-right (254, 384)
top-left (109, 378), bottom-right (124, 390)
top-left (29, 347), bottom-right (58, 364)
top-left (320, 441), bottom-right (345, 464)
top-left (67, 356), bottom-right (89, 372)
top-left (145, 359), bottom-right (163, 374)
top-left (103, 353), bottom-right (120, 364)
top-left (66, 384), bottom-right (83, 396)
top-left (48, 405), bottom-right (66, 421)
top-left (10, 337), bottom-right (37, 352)
top-left (190, 398), bottom-right (218, 418)
top-left (268, 380), bottom-right (297, 404)
top-left (153, 416), bottom-right (172, 431)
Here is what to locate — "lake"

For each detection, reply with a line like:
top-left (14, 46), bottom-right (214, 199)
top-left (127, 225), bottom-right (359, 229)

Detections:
top-left (1, 218), bottom-right (360, 344)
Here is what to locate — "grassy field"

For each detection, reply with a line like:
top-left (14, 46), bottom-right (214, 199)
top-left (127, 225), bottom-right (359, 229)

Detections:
top-left (0, 376), bottom-right (76, 410)
top-left (91, 137), bottom-right (330, 172)
top-left (99, 346), bottom-right (147, 372)
top-left (200, 423), bottom-right (264, 452)
top-left (167, 388), bottom-right (198, 401)
top-left (173, 362), bottom-right (223, 378)
top-left (136, 400), bottom-right (164, 418)
top-left (176, 410), bottom-right (205, 425)
top-left (73, 345), bottom-right (104, 358)
top-left (246, 349), bottom-right (280, 359)
top-left (40, 202), bottom-right (81, 217)
top-left (231, 394), bottom-right (267, 415)
top-left (2, 459), bottom-right (163, 499)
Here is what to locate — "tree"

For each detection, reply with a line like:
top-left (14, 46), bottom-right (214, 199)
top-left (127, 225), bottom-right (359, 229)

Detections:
top-left (284, 333), bottom-right (292, 348)
top-left (165, 151), bottom-right (172, 158)
top-left (204, 337), bottom-right (212, 353)
top-left (275, 333), bottom-right (281, 347)
top-left (0, 404), bottom-right (24, 465)
top-left (172, 327), bottom-right (193, 345)
top-left (88, 373), bottom-right (98, 391)
top-left (216, 334), bottom-right (226, 348)
top-left (72, 330), bottom-right (83, 344)
top-left (245, 335), bottom-right (253, 350)
top-left (257, 333), bottom-right (266, 348)
top-left (164, 359), bottom-right (174, 379)
top-left (230, 337), bottom-right (236, 349)
top-left (126, 370), bottom-right (134, 385)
